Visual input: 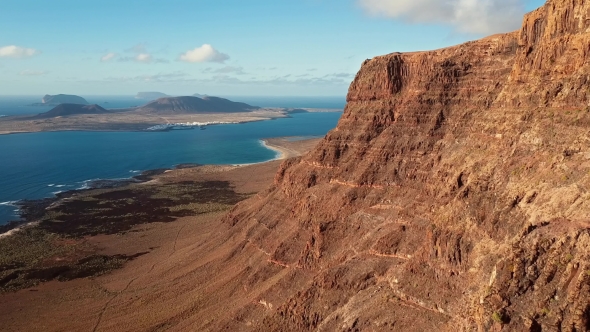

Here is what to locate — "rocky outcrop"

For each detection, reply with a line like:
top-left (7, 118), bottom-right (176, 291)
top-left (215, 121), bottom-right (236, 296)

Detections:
top-left (206, 0), bottom-right (590, 330)
top-left (39, 94), bottom-right (88, 105)
top-left (136, 96), bottom-right (259, 114)
top-left (499, 0), bottom-right (590, 108)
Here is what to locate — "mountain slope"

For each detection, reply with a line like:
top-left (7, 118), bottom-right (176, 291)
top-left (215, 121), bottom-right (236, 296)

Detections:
top-left (30, 104), bottom-right (109, 119)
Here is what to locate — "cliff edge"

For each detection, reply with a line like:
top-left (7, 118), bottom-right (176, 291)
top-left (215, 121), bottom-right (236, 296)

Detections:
top-left (214, 0), bottom-right (590, 330)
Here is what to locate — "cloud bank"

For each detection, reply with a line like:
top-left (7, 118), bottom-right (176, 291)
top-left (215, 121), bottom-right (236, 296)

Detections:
top-left (179, 44), bottom-right (229, 63)
top-left (0, 45), bottom-right (40, 58)
top-left (358, 0), bottom-right (526, 34)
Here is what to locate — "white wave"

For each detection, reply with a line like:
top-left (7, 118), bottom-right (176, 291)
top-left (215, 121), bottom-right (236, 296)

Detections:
top-left (129, 170), bottom-right (141, 173)
top-left (52, 191), bottom-right (63, 195)
top-left (77, 178), bottom-right (99, 190)
top-left (0, 201), bottom-right (18, 206)
top-left (259, 140), bottom-right (283, 160)
top-left (55, 184), bottom-right (66, 188)
top-left (48, 184), bottom-right (55, 187)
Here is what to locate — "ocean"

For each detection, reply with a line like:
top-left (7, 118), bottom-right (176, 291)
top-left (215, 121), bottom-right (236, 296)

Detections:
top-left (0, 96), bottom-right (344, 225)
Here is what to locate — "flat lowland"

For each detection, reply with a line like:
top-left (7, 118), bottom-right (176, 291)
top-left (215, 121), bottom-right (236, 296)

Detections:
top-left (0, 108), bottom-right (291, 135)
top-left (0, 138), bottom-right (320, 332)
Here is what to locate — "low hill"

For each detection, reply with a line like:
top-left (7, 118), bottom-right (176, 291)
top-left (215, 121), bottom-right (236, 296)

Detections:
top-left (38, 94), bottom-right (89, 106)
top-left (30, 104), bottom-right (109, 119)
top-left (136, 96), bottom-right (259, 114)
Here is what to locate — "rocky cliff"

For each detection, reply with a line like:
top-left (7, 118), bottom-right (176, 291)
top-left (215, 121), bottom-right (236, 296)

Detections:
top-left (185, 0), bottom-right (590, 330)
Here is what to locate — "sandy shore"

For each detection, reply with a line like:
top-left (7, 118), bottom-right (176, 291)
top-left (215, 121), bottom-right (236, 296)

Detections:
top-left (262, 137), bottom-right (323, 160)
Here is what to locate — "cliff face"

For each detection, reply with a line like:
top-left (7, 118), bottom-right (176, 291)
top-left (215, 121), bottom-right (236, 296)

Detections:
top-left (206, 0), bottom-right (590, 330)
top-left (499, 0), bottom-right (590, 108)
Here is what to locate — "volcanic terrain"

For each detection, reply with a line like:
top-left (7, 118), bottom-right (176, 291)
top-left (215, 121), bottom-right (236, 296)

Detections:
top-left (2, 0), bottom-right (590, 331)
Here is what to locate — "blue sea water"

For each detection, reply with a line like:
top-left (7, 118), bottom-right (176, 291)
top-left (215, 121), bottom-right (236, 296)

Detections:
top-left (0, 96), bottom-right (343, 225)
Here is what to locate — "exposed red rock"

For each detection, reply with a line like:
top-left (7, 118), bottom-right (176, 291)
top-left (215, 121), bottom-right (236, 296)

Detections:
top-left (2, 1), bottom-right (589, 331)
top-left (214, 0), bottom-right (590, 330)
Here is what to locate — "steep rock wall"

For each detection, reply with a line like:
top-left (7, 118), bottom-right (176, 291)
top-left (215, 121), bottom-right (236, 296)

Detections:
top-left (216, 0), bottom-right (590, 330)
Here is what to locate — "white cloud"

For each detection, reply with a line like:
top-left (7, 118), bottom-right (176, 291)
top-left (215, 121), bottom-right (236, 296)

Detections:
top-left (0, 45), bottom-right (40, 59)
top-left (358, 0), bottom-right (525, 34)
top-left (118, 53), bottom-right (159, 63)
top-left (100, 52), bottom-right (117, 62)
top-left (135, 53), bottom-right (153, 63)
top-left (19, 70), bottom-right (48, 76)
top-left (179, 44), bottom-right (229, 63)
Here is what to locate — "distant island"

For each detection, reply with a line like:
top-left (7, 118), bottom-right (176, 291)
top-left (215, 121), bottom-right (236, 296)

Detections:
top-left (0, 94), bottom-right (343, 135)
top-left (135, 92), bottom-right (170, 100)
top-left (31, 94), bottom-right (89, 106)
top-left (136, 96), bottom-right (259, 114)
top-left (29, 104), bottom-right (110, 119)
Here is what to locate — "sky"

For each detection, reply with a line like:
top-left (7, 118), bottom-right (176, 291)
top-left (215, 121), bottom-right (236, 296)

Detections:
top-left (0, 0), bottom-right (546, 97)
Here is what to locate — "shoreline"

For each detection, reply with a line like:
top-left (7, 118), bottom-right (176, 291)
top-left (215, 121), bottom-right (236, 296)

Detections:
top-left (0, 136), bottom-right (321, 296)
top-left (0, 118), bottom-right (263, 136)
top-left (260, 139), bottom-right (286, 160)
top-left (260, 138), bottom-right (309, 160)
top-left (0, 136), bottom-right (322, 235)
top-left (0, 109), bottom-right (343, 136)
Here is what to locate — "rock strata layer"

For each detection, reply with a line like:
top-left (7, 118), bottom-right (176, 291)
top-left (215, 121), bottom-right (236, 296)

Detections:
top-left (205, 0), bottom-right (590, 330)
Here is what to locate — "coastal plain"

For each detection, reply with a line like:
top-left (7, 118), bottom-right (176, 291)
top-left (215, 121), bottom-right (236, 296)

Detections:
top-left (0, 137), bottom-right (321, 331)
top-left (0, 108), bottom-right (290, 135)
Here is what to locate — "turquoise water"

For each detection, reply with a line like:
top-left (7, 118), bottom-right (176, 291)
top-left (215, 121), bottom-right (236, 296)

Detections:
top-left (0, 111), bottom-right (342, 224)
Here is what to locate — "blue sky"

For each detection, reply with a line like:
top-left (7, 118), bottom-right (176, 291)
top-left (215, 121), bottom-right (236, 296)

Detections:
top-left (0, 0), bottom-right (546, 96)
